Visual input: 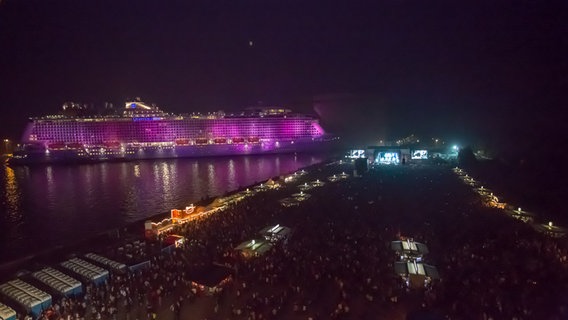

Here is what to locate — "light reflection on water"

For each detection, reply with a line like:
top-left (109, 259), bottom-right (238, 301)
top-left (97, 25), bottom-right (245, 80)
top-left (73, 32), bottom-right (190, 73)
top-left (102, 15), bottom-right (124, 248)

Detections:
top-left (4, 166), bottom-right (20, 222)
top-left (0, 154), bottom-right (325, 261)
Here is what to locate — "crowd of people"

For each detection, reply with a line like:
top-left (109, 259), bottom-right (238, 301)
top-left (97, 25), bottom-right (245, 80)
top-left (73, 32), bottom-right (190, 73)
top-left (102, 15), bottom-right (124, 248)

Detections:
top-left (10, 160), bottom-right (568, 319)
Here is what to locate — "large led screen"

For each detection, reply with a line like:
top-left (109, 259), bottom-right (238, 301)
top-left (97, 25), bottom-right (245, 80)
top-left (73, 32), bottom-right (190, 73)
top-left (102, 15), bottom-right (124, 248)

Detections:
top-left (346, 149), bottom-right (366, 159)
top-left (376, 152), bottom-right (400, 165)
top-left (411, 150), bottom-right (428, 160)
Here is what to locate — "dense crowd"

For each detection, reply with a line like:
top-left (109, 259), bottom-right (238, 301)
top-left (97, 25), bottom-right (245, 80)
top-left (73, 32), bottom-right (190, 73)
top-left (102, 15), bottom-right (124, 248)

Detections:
top-left (13, 161), bottom-right (568, 319)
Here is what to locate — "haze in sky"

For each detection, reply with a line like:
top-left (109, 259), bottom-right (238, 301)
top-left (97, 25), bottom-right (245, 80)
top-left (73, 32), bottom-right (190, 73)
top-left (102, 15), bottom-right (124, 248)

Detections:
top-left (0, 0), bottom-right (566, 151)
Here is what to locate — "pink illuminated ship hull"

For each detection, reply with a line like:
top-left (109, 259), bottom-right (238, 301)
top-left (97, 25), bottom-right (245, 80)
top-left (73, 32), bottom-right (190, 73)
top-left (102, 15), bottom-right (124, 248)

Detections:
top-left (10, 104), bottom-right (335, 165)
top-left (10, 138), bottom-right (335, 165)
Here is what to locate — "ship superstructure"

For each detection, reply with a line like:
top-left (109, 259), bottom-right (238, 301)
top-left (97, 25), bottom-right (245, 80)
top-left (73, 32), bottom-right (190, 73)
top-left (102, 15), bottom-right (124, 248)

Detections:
top-left (10, 100), bottom-right (333, 164)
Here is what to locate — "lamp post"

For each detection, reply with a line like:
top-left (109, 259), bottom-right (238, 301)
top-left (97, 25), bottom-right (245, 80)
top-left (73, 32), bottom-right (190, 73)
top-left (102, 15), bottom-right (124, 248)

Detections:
top-left (3, 139), bottom-right (10, 155)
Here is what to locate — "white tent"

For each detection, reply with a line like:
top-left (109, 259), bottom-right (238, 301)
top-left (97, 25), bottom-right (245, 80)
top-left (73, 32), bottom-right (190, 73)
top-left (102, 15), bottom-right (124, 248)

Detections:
top-left (235, 239), bottom-right (273, 257)
top-left (391, 239), bottom-right (429, 258)
top-left (259, 224), bottom-right (292, 243)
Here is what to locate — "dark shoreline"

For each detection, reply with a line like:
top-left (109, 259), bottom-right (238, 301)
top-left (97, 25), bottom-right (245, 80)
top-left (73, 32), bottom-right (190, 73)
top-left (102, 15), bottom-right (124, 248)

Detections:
top-left (6, 148), bottom-right (338, 167)
top-left (459, 159), bottom-right (568, 227)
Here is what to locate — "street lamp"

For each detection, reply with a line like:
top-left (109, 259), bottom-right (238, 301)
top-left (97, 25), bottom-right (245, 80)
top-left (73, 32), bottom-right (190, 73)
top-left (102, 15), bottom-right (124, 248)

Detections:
top-left (3, 139), bottom-right (10, 154)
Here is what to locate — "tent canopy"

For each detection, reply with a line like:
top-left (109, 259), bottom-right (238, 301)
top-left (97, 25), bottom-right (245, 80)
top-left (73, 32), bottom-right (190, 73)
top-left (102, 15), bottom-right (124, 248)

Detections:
top-left (235, 239), bottom-right (273, 256)
top-left (259, 225), bottom-right (292, 239)
top-left (424, 264), bottom-right (440, 280)
top-left (394, 261), bottom-right (407, 276)
top-left (391, 240), bottom-right (429, 255)
top-left (394, 261), bottom-right (440, 280)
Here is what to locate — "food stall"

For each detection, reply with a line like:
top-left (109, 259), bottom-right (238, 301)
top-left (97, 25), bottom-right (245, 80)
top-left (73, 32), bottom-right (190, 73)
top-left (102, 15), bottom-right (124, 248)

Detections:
top-left (170, 204), bottom-right (197, 223)
top-left (310, 179), bottom-right (325, 188)
top-left (161, 234), bottom-right (186, 254)
top-left (391, 239), bottom-right (429, 260)
top-left (259, 224), bottom-right (292, 244)
top-left (235, 239), bottom-right (273, 258)
top-left (291, 191), bottom-right (311, 201)
top-left (504, 206), bottom-right (535, 223)
top-left (298, 182), bottom-right (313, 191)
top-left (144, 218), bottom-right (176, 239)
top-left (279, 197), bottom-right (299, 207)
top-left (394, 261), bottom-right (439, 289)
top-left (533, 221), bottom-right (567, 238)
top-left (164, 234), bottom-right (185, 248)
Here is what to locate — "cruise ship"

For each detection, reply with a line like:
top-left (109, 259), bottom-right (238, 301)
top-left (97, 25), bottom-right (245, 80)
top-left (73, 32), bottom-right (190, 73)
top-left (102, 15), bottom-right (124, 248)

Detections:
top-left (9, 100), bottom-right (335, 165)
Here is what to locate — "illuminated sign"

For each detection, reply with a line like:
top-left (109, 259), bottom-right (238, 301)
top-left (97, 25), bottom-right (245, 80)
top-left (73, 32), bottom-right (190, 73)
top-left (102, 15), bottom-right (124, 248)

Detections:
top-left (376, 152), bottom-right (399, 164)
top-left (411, 150), bottom-right (428, 160)
top-left (346, 149), bottom-right (365, 158)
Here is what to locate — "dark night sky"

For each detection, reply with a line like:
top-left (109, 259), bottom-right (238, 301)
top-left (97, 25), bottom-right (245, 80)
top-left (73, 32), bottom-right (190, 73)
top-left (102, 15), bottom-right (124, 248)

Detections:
top-left (1, 0), bottom-right (566, 150)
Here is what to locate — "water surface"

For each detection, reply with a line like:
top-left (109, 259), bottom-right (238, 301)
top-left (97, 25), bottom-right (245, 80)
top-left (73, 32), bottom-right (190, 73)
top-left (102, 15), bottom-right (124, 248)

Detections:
top-left (0, 154), bottom-right (325, 262)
